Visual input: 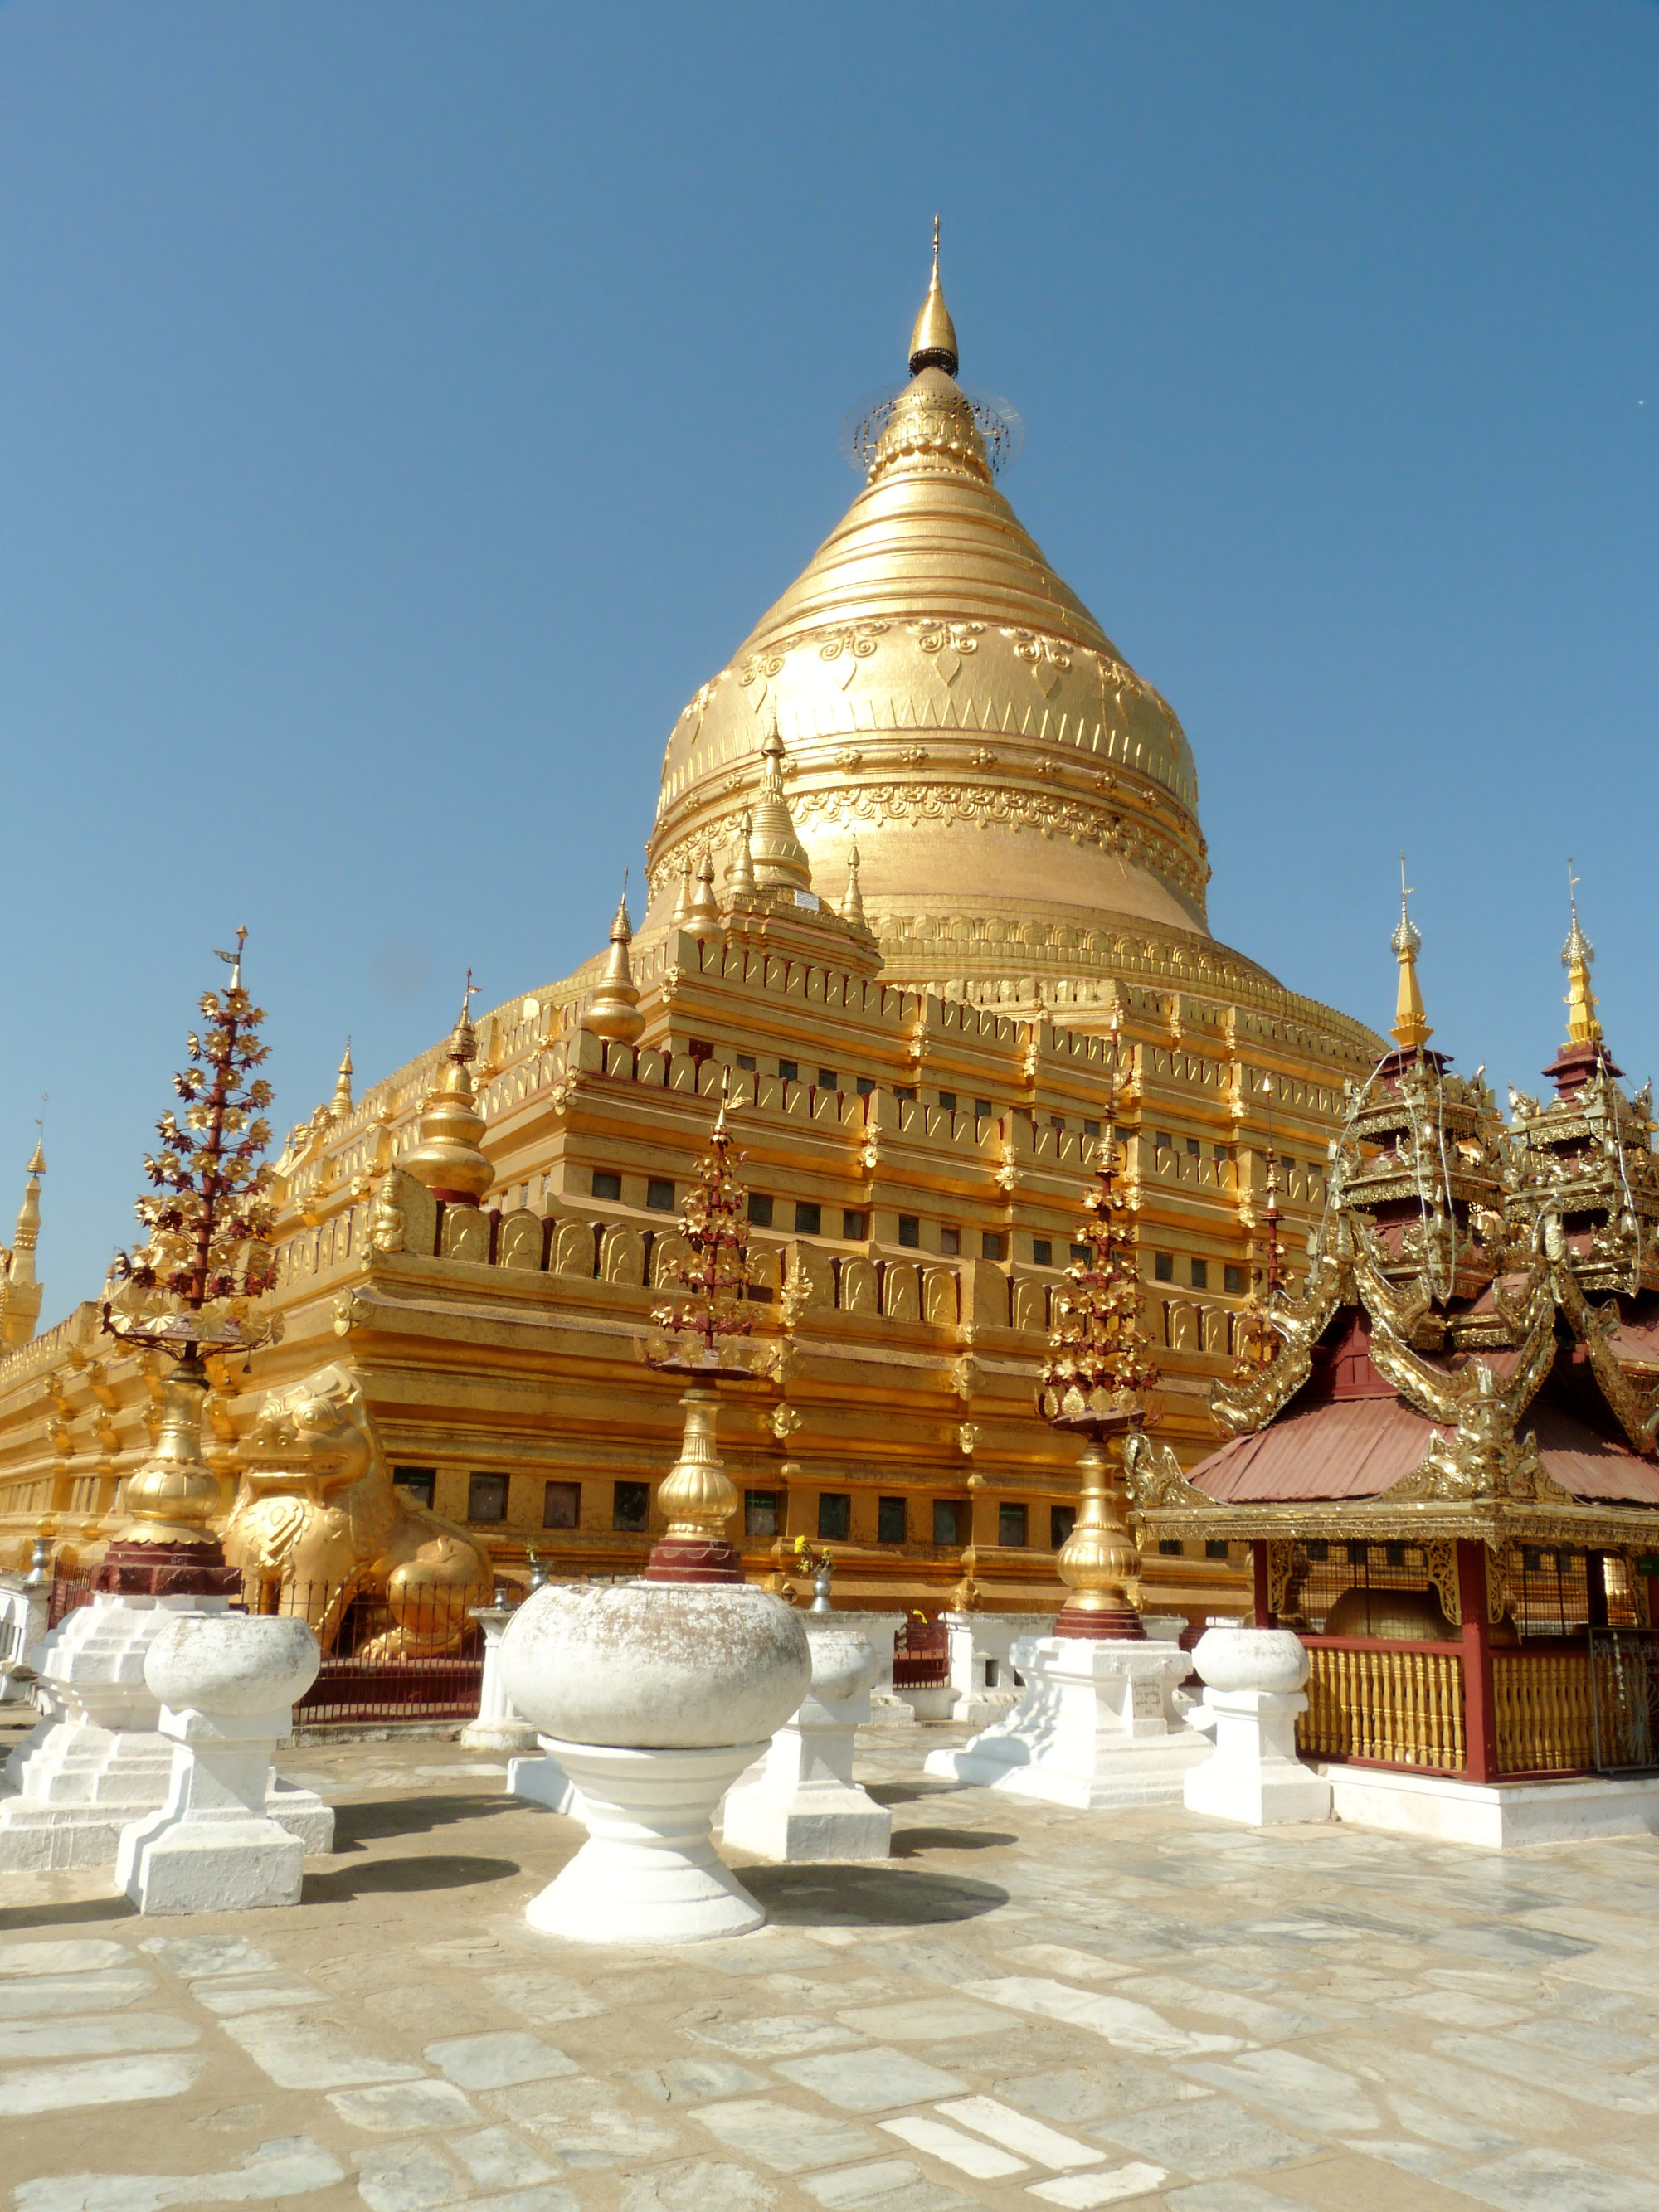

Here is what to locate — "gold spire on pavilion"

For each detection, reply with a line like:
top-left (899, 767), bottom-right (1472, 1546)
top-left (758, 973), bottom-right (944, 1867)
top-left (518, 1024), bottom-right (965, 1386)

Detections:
top-left (0, 1135), bottom-right (46, 1349)
top-left (908, 212), bottom-right (959, 375)
top-left (1389, 858), bottom-right (1433, 1053)
top-left (727, 811), bottom-right (757, 899)
top-left (330, 1041), bottom-right (354, 1119)
top-left (748, 722), bottom-right (812, 893)
top-left (588, 881), bottom-right (645, 1043)
top-left (842, 840), bottom-right (864, 926)
top-left (404, 974), bottom-right (493, 1205)
top-left (1562, 860), bottom-right (1603, 1048)
top-left (686, 848), bottom-right (723, 939)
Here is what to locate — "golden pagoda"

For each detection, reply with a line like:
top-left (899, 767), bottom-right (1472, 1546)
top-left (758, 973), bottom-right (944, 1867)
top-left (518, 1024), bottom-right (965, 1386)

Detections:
top-left (0, 234), bottom-right (1394, 1627)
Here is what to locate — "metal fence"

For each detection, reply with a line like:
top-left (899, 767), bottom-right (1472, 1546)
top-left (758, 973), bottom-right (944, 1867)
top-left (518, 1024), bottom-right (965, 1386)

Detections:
top-left (893, 1619), bottom-right (949, 1689)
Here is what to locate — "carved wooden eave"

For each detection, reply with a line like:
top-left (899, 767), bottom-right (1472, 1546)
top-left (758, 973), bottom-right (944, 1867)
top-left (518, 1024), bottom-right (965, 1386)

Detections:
top-left (1549, 1240), bottom-right (1659, 1456)
top-left (1207, 1248), bottom-right (1350, 1441)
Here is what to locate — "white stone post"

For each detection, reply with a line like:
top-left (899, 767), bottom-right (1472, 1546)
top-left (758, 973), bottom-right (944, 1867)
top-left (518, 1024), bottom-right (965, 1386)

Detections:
top-left (508, 1738), bottom-right (580, 1814)
top-left (1183, 1622), bottom-right (1331, 1827)
top-left (941, 1611), bottom-right (1057, 1726)
top-left (925, 1634), bottom-right (1209, 1808)
top-left (460, 1606), bottom-right (541, 1753)
top-left (0, 1557), bottom-right (51, 1706)
top-left (117, 1613), bottom-right (324, 1914)
top-left (722, 1621), bottom-right (892, 1862)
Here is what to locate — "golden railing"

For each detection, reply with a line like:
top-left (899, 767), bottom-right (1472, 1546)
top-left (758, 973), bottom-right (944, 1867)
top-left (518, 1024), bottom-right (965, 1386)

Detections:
top-left (1491, 1646), bottom-right (1596, 1773)
top-left (1297, 1637), bottom-right (1467, 1772)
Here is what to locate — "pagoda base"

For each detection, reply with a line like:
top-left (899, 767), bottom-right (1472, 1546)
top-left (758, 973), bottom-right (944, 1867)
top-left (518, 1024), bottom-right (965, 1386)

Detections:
top-left (1321, 1764), bottom-right (1659, 1850)
top-left (924, 1636), bottom-right (1206, 1810)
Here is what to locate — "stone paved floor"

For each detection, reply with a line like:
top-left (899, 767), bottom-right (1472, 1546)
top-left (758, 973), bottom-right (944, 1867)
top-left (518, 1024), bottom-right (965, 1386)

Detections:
top-left (4, 1710), bottom-right (1659, 2212)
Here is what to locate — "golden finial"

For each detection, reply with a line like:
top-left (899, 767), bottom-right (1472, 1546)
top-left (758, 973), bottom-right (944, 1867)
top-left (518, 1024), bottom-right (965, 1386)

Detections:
top-left (842, 839), bottom-right (865, 926)
top-left (213, 926), bottom-right (249, 993)
top-left (671, 854), bottom-right (693, 929)
top-left (748, 720), bottom-right (813, 894)
top-left (727, 810), bottom-right (757, 899)
top-left (404, 972), bottom-right (491, 1203)
top-left (1562, 858), bottom-right (1603, 1047)
top-left (330, 1040), bottom-right (354, 1119)
top-left (687, 846), bottom-right (723, 939)
top-left (907, 211), bottom-right (960, 377)
top-left (1389, 856), bottom-right (1433, 1053)
top-left (1, 1116), bottom-right (46, 1346)
top-left (587, 874), bottom-right (645, 1043)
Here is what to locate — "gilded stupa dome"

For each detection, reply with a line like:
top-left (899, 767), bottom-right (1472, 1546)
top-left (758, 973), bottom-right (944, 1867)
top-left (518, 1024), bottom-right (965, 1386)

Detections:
top-left (643, 232), bottom-right (1251, 1013)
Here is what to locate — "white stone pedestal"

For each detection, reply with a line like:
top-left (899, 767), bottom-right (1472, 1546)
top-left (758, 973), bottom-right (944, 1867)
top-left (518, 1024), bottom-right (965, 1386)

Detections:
top-left (117, 1613), bottom-right (322, 1915)
top-left (0, 1594), bottom-right (332, 1870)
top-left (925, 1636), bottom-right (1207, 1808)
top-left (524, 1738), bottom-right (770, 1944)
top-left (0, 1571), bottom-right (50, 1704)
top-left (460, 1607), bottom-right (541, 1753)
top-left (942, 1612), bottom-right (1056, 1727)
top-left (1183, 1625), bottom-right (1331, 1827)
top-left (722, 1623), bottom-right (891, 1863)
top-left (508, 1740), bottom-right (581, 1816)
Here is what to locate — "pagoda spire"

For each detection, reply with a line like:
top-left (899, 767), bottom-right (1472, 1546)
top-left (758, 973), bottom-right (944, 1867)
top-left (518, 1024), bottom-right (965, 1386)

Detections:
top-left (686, 847), bottom-right (723, 939)
top-left (727, 811), bottom-right (757, 899)
top-left (908, 212), bottom-right (960, 377)
top-left (404, 973), bottom-right (492, 1204)
top-left (588, 878), bottom-right (645, 1043)
top-left (749, 721), bottom-right (812, 894)
top-left (842, 839), bottom-right (865, 926)
top-left (1562, 860), bottom-right (1602, 1048)
top-left (330, 1040), bottom-right (354, 1118)
top-left (0, 1134), bottom-right (46, 1348)
top-left (1389, 857), bottom-right (1433, 1054)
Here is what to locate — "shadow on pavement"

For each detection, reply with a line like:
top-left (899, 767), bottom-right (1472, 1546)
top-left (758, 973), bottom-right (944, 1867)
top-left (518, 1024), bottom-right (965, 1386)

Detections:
top-left (743, 1862), bottom-right (1007, 1925)
top-left (890, 1826), bottom-right (1018, 1857)
top-left (303, 1853), bottom-right (523, 1903)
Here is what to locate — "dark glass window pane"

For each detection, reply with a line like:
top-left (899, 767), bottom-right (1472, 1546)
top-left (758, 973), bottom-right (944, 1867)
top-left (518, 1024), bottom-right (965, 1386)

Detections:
top-left (1154, 1252), bottom-right (1175, 1282)
top-left (613, 1480), bottom-right (650, 1533)
top-left (1205, 1538), bottom-right (1230, 1560)
top-left (817, 1068), bottom-right (836, 1090)
top-left (1070, 1242), bottom-right (1089, 1262)
top-left (898, 1216), bottom-right (921, 1248)
top-left (932, 1499), bottom-right (969, 1546)
top-left (1156, 1130), bottom-right (1173, 1150)
top-left (857, 1077), bottom-right (875, 1096)
top-left (940, 1227), bottom-right (961, 1257)
top-left (938, 1091), bottom-right (958, 1112)
top-left (542, 1480), bottom-right (580, 1529)
top-left (645, 1178), bottom-right (674, 1212)
top-left (1224, 1264), bottom-right (1243, 1296)
top-left (981, 1232), bottom-right (1006, 1261)
top-left (998, 1503), bottom-right (1028, 1548)
top-left (1186, 1138), bottom-right (1201, 1158)
top-left (1050, 1505), bottom-right (1076, 1548)
top-left (1082, 1119), bottom-right (1101, 1140)
top-left (747, 1193), bottom-right (774, 1228)
top-left (974, 1098), bottom-right (992, 1119)
top-left (878, 1496), bottom-right (907, 1544)
top-left (394, 1466), bottom-right (435, 1511)
top-left (591, 1170), bottom-right (621, 1202)
top-left (1159, 1538), bottom-right (1185, 1556)
top-left (736, 1053), bottom-right (756, 1071)
top-left (778, 1060), bottom-right (799, 1082)
top-left (842, 1210), bottom-right (868, 1240)
top-left (794, 1201), bottom-right (821, 1236)
top-left (817, 1492), bottom-right (851, 1541)
top-left (744, 1489), bottom-right (780, 1539)
top-left (1032, 1238), bottom-right (1053, 1266)
top-left (469, 1473), bottom-right (508, 1524)
top-left (1190, 1258), bottom-right (1209, 1290)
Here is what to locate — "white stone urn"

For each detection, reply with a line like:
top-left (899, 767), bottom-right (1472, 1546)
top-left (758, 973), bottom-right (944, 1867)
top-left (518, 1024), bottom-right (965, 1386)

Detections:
top-left (1184, 1621), bottom-right (1329, 1828)
top-left (116, 1612), bottom-right (324, 1914)
top-left (802, 1625), bottom-right (881, 1705)
top-left (1193, 1622), bottom-right (1309, 1696)
top-left (500, 1582), bottom-right (810, 1943)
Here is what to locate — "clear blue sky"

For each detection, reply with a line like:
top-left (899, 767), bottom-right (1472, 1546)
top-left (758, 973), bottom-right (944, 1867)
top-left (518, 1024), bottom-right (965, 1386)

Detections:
top-left (3, 2), bottom-right (1656, 1316)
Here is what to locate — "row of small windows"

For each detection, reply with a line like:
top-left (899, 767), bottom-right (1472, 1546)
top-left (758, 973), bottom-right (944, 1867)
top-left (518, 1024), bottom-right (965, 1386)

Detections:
top-left (1153, 1253), bottom-right (1248, 1294)
top-left (1157, 1538), bottom-right (1238, 1559)
top-left (395, 1467), bottom-right (1073, 1549)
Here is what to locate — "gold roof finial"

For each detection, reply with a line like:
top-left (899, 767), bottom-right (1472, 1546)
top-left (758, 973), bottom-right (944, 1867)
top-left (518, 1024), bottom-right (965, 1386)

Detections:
top-left (908, 211), bottom-right (959, 377)
top-left (330, 1040), bottom-right (354, 1119)
top-left (1562, 858), bottom-right (1603, 1048)
top-left (1, 1113), bottom-right (46, 1346)
top-left (687, 846), bottom-right (724, 939)
top-left (587, 874), bottom-right (645, 1043)
top-left (728, 810), bottom-right (757, 899)
top-left (748, 720), bottom-right (813, 894)
top-left (404, 973), bottom-right (492, 1204)
top-left (1389, 855), bottom-right (1433, 1053)
top-left (842, 839), bottom-right (865, 926)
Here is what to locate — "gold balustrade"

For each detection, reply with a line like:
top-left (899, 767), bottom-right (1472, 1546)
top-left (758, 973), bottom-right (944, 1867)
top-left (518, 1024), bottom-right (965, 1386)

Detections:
top-left (1297, 1638), bottom-right (1466, 1772)
top-left (1492, 1646), bottom-right (1596, 1773)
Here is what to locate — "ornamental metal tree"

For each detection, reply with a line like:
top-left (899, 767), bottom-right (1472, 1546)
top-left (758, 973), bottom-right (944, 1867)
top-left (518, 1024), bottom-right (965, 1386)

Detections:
top-left (98, 932), bottom-right (280, 1595)
top-left (1037, 1131), bottom-right (1160, 1641)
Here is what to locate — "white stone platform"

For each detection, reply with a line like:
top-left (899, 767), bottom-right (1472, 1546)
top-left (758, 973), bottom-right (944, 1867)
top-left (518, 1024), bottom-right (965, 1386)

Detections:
top-left (924, 1634), bottom-right (1208, 1808)
top-left (1323, 1762), bottom-right (1659, 1847)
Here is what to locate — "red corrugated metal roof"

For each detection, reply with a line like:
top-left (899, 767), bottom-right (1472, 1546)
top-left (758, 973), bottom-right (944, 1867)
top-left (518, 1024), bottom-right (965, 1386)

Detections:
top-left (1530, 1402), bottom-right (1659, 1505)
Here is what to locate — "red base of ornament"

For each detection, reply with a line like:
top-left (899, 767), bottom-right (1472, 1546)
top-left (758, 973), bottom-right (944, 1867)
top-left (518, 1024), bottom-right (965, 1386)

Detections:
top-left (642, 1537), bottom-right (746, 1585)
top-left (92, 1539), bottom-right (243, 1600)
top-left (1054, 1598), bottom-right (1146, 1641)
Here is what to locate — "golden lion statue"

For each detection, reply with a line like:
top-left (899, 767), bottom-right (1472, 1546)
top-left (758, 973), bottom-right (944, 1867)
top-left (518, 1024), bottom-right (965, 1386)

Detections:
top-left (224, 1364), bottom-right (494, 1658)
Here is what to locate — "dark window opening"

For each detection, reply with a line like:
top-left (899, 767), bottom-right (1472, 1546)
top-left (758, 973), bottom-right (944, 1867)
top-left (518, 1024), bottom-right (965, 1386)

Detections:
top-left (894, 1087), bottom-right (917, 1105)
top-left (941, 1227), bottom-right (961, 1257)
top-left (592, 1170), bottom-right (621, 1202)
top-left (817, 1492), bottom-right (851, 1542)
top-left (1159, 1538), bottom-right (1185, 1557)
top-left (613, 1480), bottom-right (650, 1533)
top-left (393, 1466), bottom-right (435, 1511)
top-left (898, 1215), bottom-right (921, 1248)
top-left (1154, 1252), bottom-right (1175, 1282)
top-left (778, 1059), bottom-right (800, 1082)
top-left (878, 1496), bottom-right (907, 1544)
top-left (974, 1097), bottom-right (992, 1119)
top-left (1186, 1138), bottom-right (1201, 1159)
top-left (688, 1038), bottom-right (713, 1062)
top-left (1082, 1119), bottom-right (1101, 1140)
top-left (1224, 1264), bottom-right (1244, 1296)
top-left (817, 1068), bottom-right (837, 1090)
top-left (747, 1192), bottom-right (774, 1228)
top-left (645, 1178), bottom-right (674, 1212)
top-left (1070, 1242), bottom-right (1090, 1262)
top-left (1050, 1505), bottom-right (1076, 1548)
top-left (998, 1502), bottom-right (1029, 1548)
top-left (842, 1209), bottom-right (868, 1240)
top-left (938, 1091), bottom-right (958, 1112)
top-left (933, 1499), bottom-right (970, 1546)
top-left (1032, 1237), bottom-right (1053, 1266)
top-left (1155, 1130), bottom-right (1173, 1150)
top-left (1190, 1258), bottom-right (1209, 1290)
top-left (542, 1480), bottom-right (580, 1530)
top-left (746, 1283), bottom-right (775, 1303)
top-left (794, 1200), bottom-right (822, 1236)
top-left (982, 1232), bottom-right (1006, 1262)
top-left (744, 1489), bottom-right (780, 1539)
top-left (736, 1053), bottom-right (757, 1072)
top-left (857, 1077), bottom-right (875, 1097)
top-left (469, 1473), bottom-right (508, 1524)
top-left (1205, 1538), bottom-right (1230, 1561)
